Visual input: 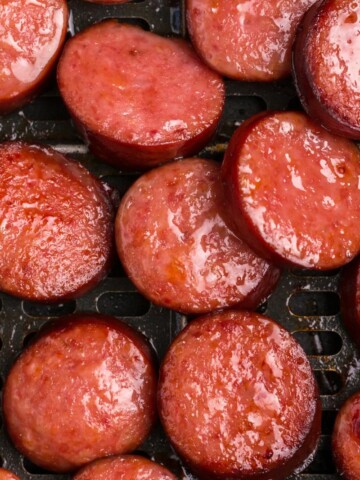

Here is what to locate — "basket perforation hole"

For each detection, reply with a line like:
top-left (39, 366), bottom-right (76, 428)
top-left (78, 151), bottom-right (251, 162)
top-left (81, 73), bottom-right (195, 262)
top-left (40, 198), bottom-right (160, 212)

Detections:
top-left (97, 292), bottom-right (150, 317)
top-left (219, 96), bottom-right (267, 139)
top-left (22, 300), bottom-right (76, 318)
top-left (293, 331), bottom-right (342, 356)
top-left (322, 410), bottom-right (337, 435)
top-left (314, 370), bottom-right (343, 395)
top-left (23, 458), bottom-right (53, 475)
top-left (304, 442), bottom-right (336, 474)
top-left (292, 268), bottom-right (340, 277)
top-left (108, 256), bottom-right (127, 278)
top-left (21, 97), bottom-right (70, 121)
top-left (22, 332), bottom-right (39, 349)
top-left (288, 291), bottom-right (340, 317)
top-left (101, 174), bottom-right (138, 199)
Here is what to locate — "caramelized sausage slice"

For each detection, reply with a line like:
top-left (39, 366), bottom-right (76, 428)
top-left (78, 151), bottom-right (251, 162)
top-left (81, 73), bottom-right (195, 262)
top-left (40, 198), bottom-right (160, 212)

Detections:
top-left (333, 392), bottom-right (360, 480)
top-left (3, 314), bottom-right (157, 472)
top-left (116, 158), bottom-right (280, 314)
top-left (57, 21), bottom-right (225, 170)
top-left (0, 142), bottom-right (114, 302)
top-left (293, 0), bottom-right (360, 139)
top-left (158, 310), bottom-right (321, 480)
top-left (187, 0), bottom-right (317, 81)
top-left (74, 455), bottom-right (176, 480)
top-left (0, 0), bottom-right (68, 114)
top-left (222, 111), bottom-right (360, 269)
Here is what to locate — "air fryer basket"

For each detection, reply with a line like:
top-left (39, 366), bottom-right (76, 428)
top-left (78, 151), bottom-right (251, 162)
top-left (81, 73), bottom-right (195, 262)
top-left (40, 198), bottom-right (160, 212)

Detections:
top-left (0, 0), bottom-right (358, 478)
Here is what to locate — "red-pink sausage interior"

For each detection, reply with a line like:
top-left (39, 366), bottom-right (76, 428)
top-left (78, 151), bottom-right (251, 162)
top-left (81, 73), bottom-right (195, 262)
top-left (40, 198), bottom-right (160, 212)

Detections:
top-left (3, 315), bottom-right (157, 473)
top-left (0, 0), bottom-right (68, 114)
top-left (74, 455), bottom-right (176, 480)
top-left (222, 111), bottom-right (360, 269)
top-left (116, 158), bottom-right (280, 314)
top-left (159, 310), bottom-right (321, 480)
top-left (57, 21), bottom-right (224, 169)
top-left (187, 0), bottom-right (317, 81)
top-left (0, 142), bottom-right (114, 302)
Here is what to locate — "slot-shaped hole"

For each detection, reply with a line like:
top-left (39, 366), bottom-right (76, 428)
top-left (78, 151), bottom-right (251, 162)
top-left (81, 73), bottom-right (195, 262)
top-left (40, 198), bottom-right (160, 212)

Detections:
top-left (304, 443), bottom-right (336, 474)
top-left (292, 268), bottom-right (340, 277)
top-left (219, 96), bottom-right (267, 139)
top-left (292, 331), bottom-right (342, 356)
top-left (22, 300), bottom-right (76, 317)
top-left (97, 292), bottom-right (150, 317)
top-left (288, 291), bottom-right (340, 317)
top-left (21, 97), bottom-right (70, 121)
top-left (0, 299), bottom-right (2, 311)
top-left (287, 96), bottom-right (303, 111)
top-left (101, 174), bottom-right (137, 199)
top-left (23, 458), bottom-right (53, 475)
top-left (108, 256), bottom-right (127, 278)
top-left (256, 301), bottom-right (268, 314)
top-left (22, 331), bottom-right (38, 349)
top-left (322, 410), bottom-right (337, 435)
top-left (116, 18), bottom-right (150, 30)
top-left (314, 370), bottom-right (343, 395)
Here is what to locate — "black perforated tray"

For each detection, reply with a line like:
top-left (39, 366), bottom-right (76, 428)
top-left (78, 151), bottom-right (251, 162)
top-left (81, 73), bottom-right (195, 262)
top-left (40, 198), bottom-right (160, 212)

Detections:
top-left (0, 1), bottom-right (359, 478)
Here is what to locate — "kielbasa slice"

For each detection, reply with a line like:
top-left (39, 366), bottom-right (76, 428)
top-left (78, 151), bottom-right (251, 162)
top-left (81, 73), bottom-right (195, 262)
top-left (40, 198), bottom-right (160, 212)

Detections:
top-left (222, 111), bottom-right (360, 270)
top-left (0, 142), bottom-right (114, 302)
top-left (187, 0), bottom-right (316, 81)
top-left (0, 469), bottom-right (20, 480)
top-left (0, 0), bottom-right (68, 114)
top-left (116, 158), bottom-right (280, 314)
top-left (340, 256), bottom-right (360, 348)
top-left (57, 21), bottom-right (225, 170)
top-left (3, 314), bottom-right (157, 473)
top-left (333, 392), bottom-right (360, 480)
top-left (293, 0), bottom-right (360, 139)
top-left (158, 310), bottom-right (321, 480)
top-left (74, 455), bottom-right (176, 480)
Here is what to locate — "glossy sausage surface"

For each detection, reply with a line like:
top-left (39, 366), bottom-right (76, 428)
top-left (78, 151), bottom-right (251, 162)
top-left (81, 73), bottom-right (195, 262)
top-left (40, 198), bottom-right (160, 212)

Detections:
top-left (57, 21), bottom-right (225, 170)
top-left (222, 111), bottom-right (360, 269)
top-left (3, 314), bottom-right (158, 472)
top-left (116, 158), bottom-right (280, 314)
top-left (158, 310), bottom-right (321, 479)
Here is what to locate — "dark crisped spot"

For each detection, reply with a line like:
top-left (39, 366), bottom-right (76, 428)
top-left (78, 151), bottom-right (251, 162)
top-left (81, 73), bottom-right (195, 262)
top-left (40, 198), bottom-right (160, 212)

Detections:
top-left (129, 49), bottom-right (139, 56)
top-left (264, 449), bottom-right (273, 459)
top-left (345, 12), bottom-right (358, 23)
top-left (336, 164), bottom-right (346, 175)
top-left (352, 411), bottom-right (360, 438)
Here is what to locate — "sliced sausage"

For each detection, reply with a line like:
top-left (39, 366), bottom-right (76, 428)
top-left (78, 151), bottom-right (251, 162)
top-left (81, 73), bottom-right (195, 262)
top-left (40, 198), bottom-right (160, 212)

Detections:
top-left (222, 111), bottom-right (360, 270)
top-left (293, 0), bottom-right (360, 139)
top-left (158, 310), bottom-right (321, 480)
top-left (340, 256), bottom-right (360, 348)
top-left (57, 21), bottom-right (225, 170)
top-left (333, 392), bottom-right (360, 480)
top-left (116, 158), bottom-right (280, 314)
top-left (0, 141), bottom-right (114, 302)
top-left (0, 469), bottom-right (20, 480)
top-left (74, 455), bottom-right (176, 480)
top-left (187, 0), bottom-right (317, 81)
top-left (3, 314), bottom-right (157, 473)
top-left (0, 0), bottom-right (68, 114)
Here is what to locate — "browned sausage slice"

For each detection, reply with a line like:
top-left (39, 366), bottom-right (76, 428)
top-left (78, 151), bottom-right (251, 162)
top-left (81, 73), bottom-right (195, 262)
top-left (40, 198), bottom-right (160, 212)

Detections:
top-left (74, 455), bottom-right (176, 480)
top-left (222, 111), bottom-right (360, 270)
top-left (0, 469), bottom-right (20, 480)
top-left (0, 141), bottom-right (114, 302)
top-left (340, 256), bottom-right (360, 348)
top-left (116, 158), bottom-right (280, 314)
top-left (158, 310), bottom-right (321, 480)
top-left (3, 314), bottom-right (157, 473)
top-left (0, 0), bottom-right (68, 114)
top-left (293, 0), bottom-right (360, 139)
top-left (57, 21), bottom-right (225, 170)
top-left (333, 392), bottom-right (360, 480)
top-left (187, 0), bottom-right (317, 81)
